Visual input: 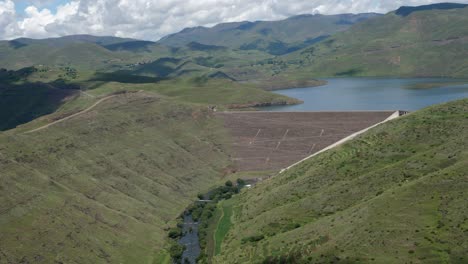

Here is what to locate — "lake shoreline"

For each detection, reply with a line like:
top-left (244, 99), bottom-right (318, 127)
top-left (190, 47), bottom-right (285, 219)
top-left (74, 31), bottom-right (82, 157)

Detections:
top-left (262, 77), bottom-right (468, 112)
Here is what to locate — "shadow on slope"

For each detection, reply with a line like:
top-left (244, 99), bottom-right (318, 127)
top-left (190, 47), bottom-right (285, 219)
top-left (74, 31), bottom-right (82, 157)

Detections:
top-left (0, 67), bottom-right (79, 131)
top-left (396, 3), bottom-right (468, 16)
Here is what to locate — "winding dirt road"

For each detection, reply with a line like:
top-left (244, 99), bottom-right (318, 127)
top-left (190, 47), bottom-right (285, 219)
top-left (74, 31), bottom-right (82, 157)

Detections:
top-left (25, 95), bottom-right (117, 134)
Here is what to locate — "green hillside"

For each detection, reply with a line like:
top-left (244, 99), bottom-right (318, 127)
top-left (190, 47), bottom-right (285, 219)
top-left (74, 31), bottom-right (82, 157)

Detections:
top-left (1, 4), bottom-right (468, 263)
top-left (0, 89), bottom-right (236, 263)
top-left (214, 99), bottom-right (468, 263)
top-left (159, 13), bottom-right (380, 55)
top-left (279, 6), bottom-right (468, 77)
top-left (0, 35), bottom-right (280, 85)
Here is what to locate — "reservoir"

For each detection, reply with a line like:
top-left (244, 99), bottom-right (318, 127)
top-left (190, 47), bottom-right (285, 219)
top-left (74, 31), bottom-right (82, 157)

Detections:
top-left (265, 78), bottom-right (468, 111)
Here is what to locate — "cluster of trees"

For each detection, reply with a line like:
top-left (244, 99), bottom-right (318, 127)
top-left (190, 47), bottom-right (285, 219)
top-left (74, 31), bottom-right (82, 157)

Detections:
top-left (0, 67), bottom-right (37, 83)
top-left (203, 178), bottom-right (246, 201)
top-left (59, 67), bottom-right (78, 79)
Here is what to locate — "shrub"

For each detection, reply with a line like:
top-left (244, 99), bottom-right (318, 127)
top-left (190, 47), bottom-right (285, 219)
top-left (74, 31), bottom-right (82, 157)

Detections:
top-left (241, 235), bottom-right (265, 244)
top-left (236, 178), bottom-right (246, 186)
top-left (168, 228), bottom-right (182, 239)
top-left (169, 243), bottom-right (185, 261)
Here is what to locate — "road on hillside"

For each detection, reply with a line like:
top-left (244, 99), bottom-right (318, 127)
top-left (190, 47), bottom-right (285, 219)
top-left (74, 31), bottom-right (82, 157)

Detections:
top-left (25, 95), bottom-right (117, 134)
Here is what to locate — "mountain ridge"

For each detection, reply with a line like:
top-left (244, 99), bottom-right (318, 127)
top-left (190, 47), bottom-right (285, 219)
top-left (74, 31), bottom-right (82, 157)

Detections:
top-left (158, 13), bottom-right (382, 55)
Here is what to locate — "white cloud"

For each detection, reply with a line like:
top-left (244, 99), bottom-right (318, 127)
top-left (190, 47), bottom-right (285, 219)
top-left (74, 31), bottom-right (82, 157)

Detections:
top-left (1, 0), bottom-right (468, 40)
top-left (0, 0), bottom-right (18, 39)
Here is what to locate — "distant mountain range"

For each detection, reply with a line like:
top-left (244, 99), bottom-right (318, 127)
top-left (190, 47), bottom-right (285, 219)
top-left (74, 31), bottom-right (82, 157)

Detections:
top-left (159, 13), bottom-right (381, 55)
top-left (1, 3), bottom-right (468, 79)
top-left (1, 3), bottom-right (468, 264)
top-left (278, 3), bottom-right (468, 77)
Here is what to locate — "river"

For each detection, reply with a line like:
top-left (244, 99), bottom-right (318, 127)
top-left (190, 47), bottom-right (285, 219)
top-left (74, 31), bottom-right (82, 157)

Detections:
top-left (178, 214), bottom-right (201, 264)
top-left (263, 78), bottom-right (468, 111)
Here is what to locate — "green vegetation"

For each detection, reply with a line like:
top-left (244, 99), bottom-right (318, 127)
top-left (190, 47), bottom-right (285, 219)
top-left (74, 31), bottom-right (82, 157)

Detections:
top-left (214, 200), bottom-right (234, 255)
top-left (0, 88), bottom-right (237, 263)
top-left (277, 6), bottom-right (468, 78)
top-left (214, 99), bottom-right (468, 263)
top-left (160, 13), bottom-right (380, 55)
top-left (167, 180), bottom-right (246, 263)
top-left (1, 4), bottom-right (468, 264)
top-left (0, 69), bottom-right (298, 131)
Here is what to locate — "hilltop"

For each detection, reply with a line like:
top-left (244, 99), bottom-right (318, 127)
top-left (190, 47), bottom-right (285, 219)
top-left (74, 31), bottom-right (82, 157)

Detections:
top-left (275, 4), bottom-right (468, 78)
top-left (395, 3), bottom-right (468, 16)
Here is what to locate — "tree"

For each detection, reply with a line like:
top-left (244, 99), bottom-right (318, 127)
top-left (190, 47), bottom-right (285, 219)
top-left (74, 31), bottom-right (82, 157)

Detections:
top-left (225, 180), bottom-right (233, 187)
top-left (236, 178), bottom-right (246, 186)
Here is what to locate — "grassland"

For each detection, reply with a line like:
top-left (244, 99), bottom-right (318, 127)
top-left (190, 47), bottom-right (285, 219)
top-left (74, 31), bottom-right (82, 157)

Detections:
top-left (214, 200), bottom-right (234, 256)
top-left (0, 60), bottom-right (306, 262)
top-left (276, 7), bottom-right (468, 78)
top-left (213, 99), bottom-right (468, 263)
top-left (81, 78), bottom-right (300, 108)
top-left (0, 88), bottom-right (239, 263)
top-left (0, 67), bottom-right (299, 132)
top-left (1, 5), bottom-right (468, 264)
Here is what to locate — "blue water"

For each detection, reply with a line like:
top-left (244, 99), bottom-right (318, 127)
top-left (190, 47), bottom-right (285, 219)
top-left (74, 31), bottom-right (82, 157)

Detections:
top-left (264, 78), bottom-right (468, 111)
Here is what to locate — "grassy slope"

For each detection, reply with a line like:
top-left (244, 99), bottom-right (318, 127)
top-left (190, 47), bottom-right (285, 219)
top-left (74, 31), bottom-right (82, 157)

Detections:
top-left (281, 7), bottom-right (468, 78)
top-left (214, 99), bottom-right (468, 263)
top-left (0, 36), bottom-right (173, 71)
top-left (1, 35), bottom-right (321, 89)
top-left (214, 200), bottom-right (234, 256)
top-left (0, 37), bottom-right (280, 86)
top-left (79, 78), bottom-right (300, 108)
top-left (0, 90), bottom-right (235, 263)
top-left (0, 67), bottom-right (298, 131)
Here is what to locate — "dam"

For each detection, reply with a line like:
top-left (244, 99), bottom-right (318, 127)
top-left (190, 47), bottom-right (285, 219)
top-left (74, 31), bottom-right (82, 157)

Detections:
top-left (217, 111), bottom-right (406, 172)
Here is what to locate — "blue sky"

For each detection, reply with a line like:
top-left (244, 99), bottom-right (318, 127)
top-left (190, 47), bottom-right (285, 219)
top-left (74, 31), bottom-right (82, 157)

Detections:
top-left (2, 0), bottom-right (468, 40)
top-left (15, 0), bottom-right (70, 14)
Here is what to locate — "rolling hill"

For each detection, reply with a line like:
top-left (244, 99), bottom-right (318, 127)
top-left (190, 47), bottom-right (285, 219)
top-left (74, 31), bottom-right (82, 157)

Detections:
top-left (0, 35), bottom-right (276, 84)
top-left (159, 13), bottom-right (381, 55)
top-left (278, 4), bottom-right (468, 78)
top-left (1, 4), bottom-right (468, 263)
top-left (0, 63), bottom-right (303, 261)
top-left (0, 89), bottom-right (235, 263)
top-left (0, 36), bottom-right (176, 71)
top-left (213, 98), bottom-right (468, 263)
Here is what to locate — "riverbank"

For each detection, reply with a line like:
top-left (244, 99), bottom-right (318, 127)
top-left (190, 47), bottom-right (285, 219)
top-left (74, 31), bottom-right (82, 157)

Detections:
top-left (167, 179), bottom-right (247, 264)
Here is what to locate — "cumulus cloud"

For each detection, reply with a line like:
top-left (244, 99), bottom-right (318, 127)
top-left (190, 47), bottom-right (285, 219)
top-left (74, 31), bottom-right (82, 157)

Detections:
top-left (1, 0), bottom-right (468, 40)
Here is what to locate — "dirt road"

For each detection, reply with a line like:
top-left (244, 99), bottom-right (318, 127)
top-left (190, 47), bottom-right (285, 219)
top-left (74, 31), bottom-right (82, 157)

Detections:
top-left (25, 95), bottom-right (117, 134)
